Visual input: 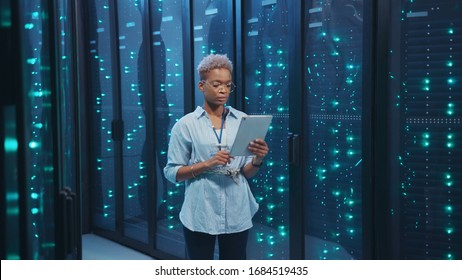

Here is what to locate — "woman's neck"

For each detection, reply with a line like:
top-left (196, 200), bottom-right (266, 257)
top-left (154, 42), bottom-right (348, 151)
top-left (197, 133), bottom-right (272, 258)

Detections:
top-left (204, 104), bottom-right (224, 118)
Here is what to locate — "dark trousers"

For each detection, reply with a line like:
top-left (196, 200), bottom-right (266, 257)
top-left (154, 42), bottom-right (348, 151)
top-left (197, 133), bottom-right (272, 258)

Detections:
top-left (183, 226), bottom-right (249, 260)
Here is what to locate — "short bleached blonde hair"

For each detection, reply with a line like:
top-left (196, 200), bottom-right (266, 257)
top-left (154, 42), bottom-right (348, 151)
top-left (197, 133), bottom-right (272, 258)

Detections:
top-left (197, 54), bottom-right (233, 80)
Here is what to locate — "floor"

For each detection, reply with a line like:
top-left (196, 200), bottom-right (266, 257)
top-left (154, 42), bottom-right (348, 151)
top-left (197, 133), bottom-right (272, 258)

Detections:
top-left (82, 234), bottom-right (154, 260)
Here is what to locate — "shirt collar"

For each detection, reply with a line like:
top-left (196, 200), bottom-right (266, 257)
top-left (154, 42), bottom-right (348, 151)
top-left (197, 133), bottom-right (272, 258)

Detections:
top-left (194, 106), bottom-right (238, 119)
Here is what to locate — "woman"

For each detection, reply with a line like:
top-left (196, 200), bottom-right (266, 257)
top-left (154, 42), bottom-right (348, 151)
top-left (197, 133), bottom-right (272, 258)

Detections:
top-left (163, 54), bottom-right (269, 260)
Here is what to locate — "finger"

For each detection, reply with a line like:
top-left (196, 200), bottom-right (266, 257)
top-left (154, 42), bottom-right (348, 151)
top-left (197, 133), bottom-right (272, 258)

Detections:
top-left (253, 138), bottom-right (267, 145)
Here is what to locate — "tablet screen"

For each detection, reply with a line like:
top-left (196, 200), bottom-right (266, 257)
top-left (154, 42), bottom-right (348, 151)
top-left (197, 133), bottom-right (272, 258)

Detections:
top-left (229, 115), bottom-right (273, 156)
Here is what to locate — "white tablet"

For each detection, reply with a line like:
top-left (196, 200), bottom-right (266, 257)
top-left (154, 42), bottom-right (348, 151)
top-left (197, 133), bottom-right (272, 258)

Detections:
top-left (230, 115), bottom-right (273, 156)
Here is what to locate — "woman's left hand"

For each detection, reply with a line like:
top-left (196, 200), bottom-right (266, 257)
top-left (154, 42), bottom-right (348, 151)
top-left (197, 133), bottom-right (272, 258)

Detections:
top-left (247, 138), bottom-right (269, 160)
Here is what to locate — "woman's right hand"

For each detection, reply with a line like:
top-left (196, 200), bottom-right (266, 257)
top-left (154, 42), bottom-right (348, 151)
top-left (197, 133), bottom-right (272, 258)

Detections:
top-left (207, 150), bottom-right (233, 167)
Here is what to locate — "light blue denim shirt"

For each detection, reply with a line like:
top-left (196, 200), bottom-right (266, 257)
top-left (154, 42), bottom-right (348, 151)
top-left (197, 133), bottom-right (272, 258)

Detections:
top-left (164, 106), bottom-right (259, 234)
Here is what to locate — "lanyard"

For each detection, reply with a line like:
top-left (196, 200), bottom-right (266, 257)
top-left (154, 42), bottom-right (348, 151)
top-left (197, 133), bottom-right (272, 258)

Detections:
top-left (212, 111), bottom-right (226, 150)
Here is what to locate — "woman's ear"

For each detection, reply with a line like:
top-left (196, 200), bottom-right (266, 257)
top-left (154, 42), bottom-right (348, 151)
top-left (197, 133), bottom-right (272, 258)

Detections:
top-left (198, 81), bottom-right (205, 92)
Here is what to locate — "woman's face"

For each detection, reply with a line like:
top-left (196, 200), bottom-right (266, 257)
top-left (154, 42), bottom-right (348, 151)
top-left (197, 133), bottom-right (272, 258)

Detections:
top-left (199, 68), bottom-right (232, 107)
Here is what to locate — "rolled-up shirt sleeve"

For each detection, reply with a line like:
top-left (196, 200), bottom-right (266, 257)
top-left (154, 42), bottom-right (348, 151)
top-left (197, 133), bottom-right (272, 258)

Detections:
top-left (163, 121), bottom-right (192, 183)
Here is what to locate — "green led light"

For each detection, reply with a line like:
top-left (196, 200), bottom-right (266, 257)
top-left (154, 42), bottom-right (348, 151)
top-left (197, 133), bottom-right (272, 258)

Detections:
top-left (27, 58), bottom-right (38, 65)
top-left (421, 141), bottom-right (430, 147)
top-left (0, 9), bottom-right (11, 27)
top-left (276, 176), bottom-right (286, 182)
top-left (28, 141), bottom-right (40, 149)
top-left (4, 137), bottom-right (18, 152)
top-left (5, 192), bottom-right (18, 202)
top-left (444, 205), bottom-right (453, 213)
top-left (41, 242), bottom-right (55, 249)
top-left (267, 203), bottom-right (275, 210)
top-left (32, 91), bottom-right (43, 97)
top-left (278, 226), bottom-right (286, 237)
top-left (6, 207), bottom-right (19, 215)
top-left (316, 168), bottom-right (327, 181)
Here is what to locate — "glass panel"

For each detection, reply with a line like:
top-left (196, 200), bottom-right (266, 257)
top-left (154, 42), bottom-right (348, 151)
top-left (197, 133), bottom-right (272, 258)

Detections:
top-left (192, 0), bottom-right (234, 107)
top-left (2, 0), bottom-right (20, 260)
top-left (388, 1), bottom-right (462, 259)
top-left (304, 0), bottom-right (364, 259)
top-left (243, 0), bottom-right (290, 260)
top-left (19, 0), bottom-right (56, 259)
top-left (151, 0), bottom-right (186, 258)
top-left (57, 0), bottom-right (76, 192)
top-left (87, 1), bottom-right (117, 231)
top-left (116, 0), bottom-right (148, 243)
